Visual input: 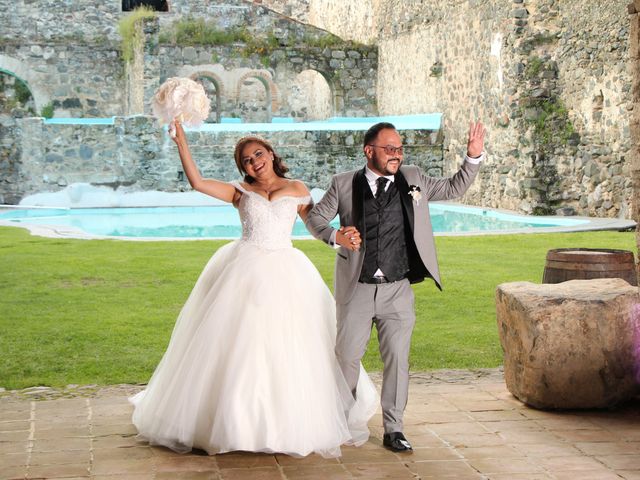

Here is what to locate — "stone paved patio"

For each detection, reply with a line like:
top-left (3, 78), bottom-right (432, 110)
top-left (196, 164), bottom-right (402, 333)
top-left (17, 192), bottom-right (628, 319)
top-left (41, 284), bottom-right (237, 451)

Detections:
top-left (1, 369), bottom-right (639, 479)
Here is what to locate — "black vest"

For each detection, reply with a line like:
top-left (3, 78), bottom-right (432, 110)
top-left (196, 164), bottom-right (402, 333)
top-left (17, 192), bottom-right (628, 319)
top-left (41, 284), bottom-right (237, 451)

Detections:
top-left (359, 181), bottom-right (410, 282)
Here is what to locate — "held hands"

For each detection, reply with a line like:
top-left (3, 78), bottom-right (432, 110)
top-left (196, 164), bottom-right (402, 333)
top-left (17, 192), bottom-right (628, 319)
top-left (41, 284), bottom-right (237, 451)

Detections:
top-left (336, 226), bottom-right (361, 252)
top-left (466, 121), bottom-right (486, 159)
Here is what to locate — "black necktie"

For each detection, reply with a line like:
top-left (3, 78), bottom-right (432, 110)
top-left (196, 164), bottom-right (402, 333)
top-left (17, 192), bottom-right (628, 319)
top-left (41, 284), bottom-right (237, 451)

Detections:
top-left (376, 177), bottom-right (389, 198)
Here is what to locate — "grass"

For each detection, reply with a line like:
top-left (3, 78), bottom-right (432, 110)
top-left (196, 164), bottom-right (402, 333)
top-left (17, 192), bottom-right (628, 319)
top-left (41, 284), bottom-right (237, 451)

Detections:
top-left (169, 18), bottom-right (250, 46)
top-left (0, 226), bottom-right (636, 389)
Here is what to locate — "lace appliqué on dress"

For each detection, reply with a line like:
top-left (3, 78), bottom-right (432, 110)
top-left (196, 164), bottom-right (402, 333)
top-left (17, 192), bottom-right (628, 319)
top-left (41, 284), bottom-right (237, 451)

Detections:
top-left (230, 181), bottom-right (312, 250)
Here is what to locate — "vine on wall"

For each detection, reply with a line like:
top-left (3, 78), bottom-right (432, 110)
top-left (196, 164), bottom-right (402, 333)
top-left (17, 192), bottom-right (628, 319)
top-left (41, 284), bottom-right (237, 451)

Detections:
top-left (520, 54), bottom-right (577, 215)
top-left (118, 5), bottom-right (157, 63)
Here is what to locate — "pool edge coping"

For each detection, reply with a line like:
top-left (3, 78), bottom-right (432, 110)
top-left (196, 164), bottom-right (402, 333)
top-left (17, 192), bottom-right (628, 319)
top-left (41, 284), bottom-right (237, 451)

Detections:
top-left (0, 203), bottom-right (635, 241)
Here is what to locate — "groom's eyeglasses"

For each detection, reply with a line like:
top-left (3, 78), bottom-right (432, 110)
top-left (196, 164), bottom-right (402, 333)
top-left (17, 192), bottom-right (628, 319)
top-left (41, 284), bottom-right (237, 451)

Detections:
top-left (368, 144), bottom-right (404, 156)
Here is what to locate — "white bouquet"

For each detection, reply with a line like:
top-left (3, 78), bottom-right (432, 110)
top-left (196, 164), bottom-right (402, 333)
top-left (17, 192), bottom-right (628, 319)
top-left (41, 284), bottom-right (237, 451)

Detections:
top-left (151, 77), bottom-right (211, 135)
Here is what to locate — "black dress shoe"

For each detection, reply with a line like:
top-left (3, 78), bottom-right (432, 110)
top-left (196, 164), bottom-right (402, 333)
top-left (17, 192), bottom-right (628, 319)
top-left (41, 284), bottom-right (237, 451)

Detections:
top-left (383, 432), bottom-right (413, 452)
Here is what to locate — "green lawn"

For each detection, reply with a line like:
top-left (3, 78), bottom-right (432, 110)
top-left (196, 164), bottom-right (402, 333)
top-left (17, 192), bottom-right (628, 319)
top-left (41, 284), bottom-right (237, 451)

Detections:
top-left (0, 226), bottom-right (636, 389)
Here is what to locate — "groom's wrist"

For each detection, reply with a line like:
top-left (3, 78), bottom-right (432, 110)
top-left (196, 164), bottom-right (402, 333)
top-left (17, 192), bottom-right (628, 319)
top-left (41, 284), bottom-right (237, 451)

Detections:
top-left (465, 151), bottom-right (485, 164)
top-left (329, 229), bottom-right (340, 249)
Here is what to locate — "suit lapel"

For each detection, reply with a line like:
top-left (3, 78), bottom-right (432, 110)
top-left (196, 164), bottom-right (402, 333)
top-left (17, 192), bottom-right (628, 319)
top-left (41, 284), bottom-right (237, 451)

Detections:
top-left (352, 167), bottom-right (367, 248)
top-left (394, 170), bottom-right (415, 234)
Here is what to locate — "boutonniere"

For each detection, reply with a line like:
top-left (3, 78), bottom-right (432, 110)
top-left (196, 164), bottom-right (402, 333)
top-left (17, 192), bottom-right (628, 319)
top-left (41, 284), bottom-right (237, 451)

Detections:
top-left (408, 185), bottom-right (422, 205)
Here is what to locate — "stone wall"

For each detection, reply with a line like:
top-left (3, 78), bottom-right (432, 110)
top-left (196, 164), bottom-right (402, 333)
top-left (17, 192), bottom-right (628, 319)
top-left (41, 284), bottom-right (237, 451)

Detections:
top-left (629, 1), bottom-right (640, 284)
top-left (0, 0), bottom-right (123, 116)
top-left (263, 0), bottom-right (634, 218)
top-left (307, 0), bottom-right (377, 46)
top-left (1, 0), bottom-right (634, 217)
top-left (0, 116), bottom-right (22, 205)
top-left (0, 1), bottom-right (121, 43)
top-left (0, 44), bottom-right (124, 117)
top-left (12, 117), bottom-right (443, 201)
top-left (0, 0), bottom-right (377, 120)
top-left (555, 1), bottom-right (631, 218)
top-left (139, 17), bottom-right (378, 121)
top-left (258, 0), bottom-right (377, 45)
top-left (374, 0), bottom-right (632, 218)
top-left (288, 70), bottom-right (332, 120)
top-left (0, 0), bottom-right (381, 204)
top-left (254, 0), bottom-right (312, 26)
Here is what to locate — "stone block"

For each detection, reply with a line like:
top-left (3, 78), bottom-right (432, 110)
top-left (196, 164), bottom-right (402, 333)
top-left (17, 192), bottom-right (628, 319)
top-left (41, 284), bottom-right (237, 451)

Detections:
top-left (182, 47), bottom-right (197, 61)
top-left (496, 279), bottom-right (640, 409)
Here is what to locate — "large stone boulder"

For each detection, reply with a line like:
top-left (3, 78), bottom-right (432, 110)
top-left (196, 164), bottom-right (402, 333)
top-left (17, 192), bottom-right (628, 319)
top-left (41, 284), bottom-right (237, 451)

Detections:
top-left (496, 279), bottom-right (640, 409)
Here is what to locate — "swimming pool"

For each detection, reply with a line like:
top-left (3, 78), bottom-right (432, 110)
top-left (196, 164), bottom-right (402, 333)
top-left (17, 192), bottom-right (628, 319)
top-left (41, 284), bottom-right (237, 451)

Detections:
top-left (0, 203), bottom-right (591, 239)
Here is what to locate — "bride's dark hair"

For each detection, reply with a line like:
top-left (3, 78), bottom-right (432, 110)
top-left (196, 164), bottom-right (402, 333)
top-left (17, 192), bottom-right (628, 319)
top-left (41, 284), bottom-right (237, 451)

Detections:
top-left (234, 136), bottom-right (289, 184)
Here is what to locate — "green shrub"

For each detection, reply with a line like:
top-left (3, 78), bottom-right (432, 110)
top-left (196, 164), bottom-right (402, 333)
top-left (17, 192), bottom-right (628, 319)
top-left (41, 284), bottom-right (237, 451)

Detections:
top-left (525, 56), bottom-right (544, 78)
top-left (302, 33), bottom-right (344, 49)
top-left (118, 5), bottom-right (156, 63)
top-left (14, 79), bottom-right (33, 104)
top-left (162, 17), bottom-right (250, 46)
top-left (243, 32), bottom-right (279, 58)
top-left (40, 102), bottom-right (54, 119)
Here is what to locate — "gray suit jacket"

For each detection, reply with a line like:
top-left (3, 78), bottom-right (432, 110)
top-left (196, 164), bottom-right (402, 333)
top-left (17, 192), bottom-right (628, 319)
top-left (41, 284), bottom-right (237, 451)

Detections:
top-left (305, 161), bottom-right (481, 304)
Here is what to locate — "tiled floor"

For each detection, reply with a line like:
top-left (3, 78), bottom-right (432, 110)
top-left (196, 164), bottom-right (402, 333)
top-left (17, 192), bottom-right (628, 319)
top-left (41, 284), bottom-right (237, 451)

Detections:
top-left (1, 371), bottom-right (639, 479)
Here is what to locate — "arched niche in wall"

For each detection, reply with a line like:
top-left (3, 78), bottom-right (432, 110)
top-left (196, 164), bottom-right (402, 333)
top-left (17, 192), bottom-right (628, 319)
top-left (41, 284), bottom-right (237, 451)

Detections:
top-left (0, 56), bottom-right (50, 114)
top-left (190, 72), bottom-right (223, 123)
top-left (0, 70), bottom-right (36, 116)
top-left (289, 69), bottom-right (333, 121)
top-left (236, 71), bottom-right (278, 123)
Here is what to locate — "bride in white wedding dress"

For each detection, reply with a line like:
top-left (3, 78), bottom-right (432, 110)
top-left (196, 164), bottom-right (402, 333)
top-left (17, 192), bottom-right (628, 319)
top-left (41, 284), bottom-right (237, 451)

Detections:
top-left (130, 121), bottom-right (377, 458)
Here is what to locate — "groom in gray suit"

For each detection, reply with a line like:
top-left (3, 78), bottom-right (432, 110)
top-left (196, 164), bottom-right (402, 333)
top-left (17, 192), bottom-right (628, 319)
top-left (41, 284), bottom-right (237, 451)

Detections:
top-left (305, 121), bottom-right (485, 452)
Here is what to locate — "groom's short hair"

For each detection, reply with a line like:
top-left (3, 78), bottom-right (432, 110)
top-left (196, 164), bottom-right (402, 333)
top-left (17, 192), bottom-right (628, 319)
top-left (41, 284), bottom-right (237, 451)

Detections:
top-left (364, 122), bottom-right (397, 147)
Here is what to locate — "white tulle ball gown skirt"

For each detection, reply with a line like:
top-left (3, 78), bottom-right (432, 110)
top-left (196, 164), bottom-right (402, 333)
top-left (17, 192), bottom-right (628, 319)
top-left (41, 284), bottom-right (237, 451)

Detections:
top-left (130, 240), bottom-right (377, 458)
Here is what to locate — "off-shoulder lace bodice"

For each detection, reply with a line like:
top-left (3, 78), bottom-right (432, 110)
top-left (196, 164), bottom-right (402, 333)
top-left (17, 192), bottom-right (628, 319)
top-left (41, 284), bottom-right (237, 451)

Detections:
top-left (232, 181), bottom-right (311, 250)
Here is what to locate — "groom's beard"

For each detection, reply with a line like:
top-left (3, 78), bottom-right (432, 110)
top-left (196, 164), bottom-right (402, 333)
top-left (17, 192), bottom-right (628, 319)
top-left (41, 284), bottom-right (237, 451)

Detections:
top-left (372, 153), bottom-right (402, 176)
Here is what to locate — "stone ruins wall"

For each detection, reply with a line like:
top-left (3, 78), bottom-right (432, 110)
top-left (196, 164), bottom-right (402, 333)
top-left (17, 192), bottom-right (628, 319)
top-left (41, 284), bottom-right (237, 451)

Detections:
top-left (1, 0), bottom-right (633, 217)
top-left (7, 117), bottom-right (442, 204)
top-left (0, 0), bottom-right (380, 204)
top-left (263, 0), bottom-right (633, 218)
top-left (259, 0), bottom-right (378, 44)
top-left (0, 0), bottom-right (376, 119)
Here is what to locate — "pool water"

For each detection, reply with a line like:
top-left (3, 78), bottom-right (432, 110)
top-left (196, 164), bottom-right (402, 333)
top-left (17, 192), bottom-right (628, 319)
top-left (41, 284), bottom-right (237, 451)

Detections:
top-left (0, 204), bottom-right (588, 239)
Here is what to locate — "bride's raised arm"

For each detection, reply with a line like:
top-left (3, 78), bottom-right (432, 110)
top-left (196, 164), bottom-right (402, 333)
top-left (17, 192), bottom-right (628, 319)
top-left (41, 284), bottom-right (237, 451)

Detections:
top-left (170, 120), bottom-right (239, 204)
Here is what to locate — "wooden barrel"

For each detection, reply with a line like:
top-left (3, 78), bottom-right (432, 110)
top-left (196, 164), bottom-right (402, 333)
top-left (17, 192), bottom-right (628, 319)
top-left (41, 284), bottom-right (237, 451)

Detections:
top-left (542, 248), bottom-right (637, 286)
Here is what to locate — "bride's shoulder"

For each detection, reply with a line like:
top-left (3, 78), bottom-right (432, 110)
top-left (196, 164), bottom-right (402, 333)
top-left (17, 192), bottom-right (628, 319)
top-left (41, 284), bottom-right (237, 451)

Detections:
top-left (287, 179), bottom-right (310, 196)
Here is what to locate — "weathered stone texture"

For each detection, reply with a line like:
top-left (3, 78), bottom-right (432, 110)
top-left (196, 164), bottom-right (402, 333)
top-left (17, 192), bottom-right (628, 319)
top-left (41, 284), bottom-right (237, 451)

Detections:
top-left (265, 0), bottom-right (634, 218)
top-left (0, 0), bottom-right (377, 120)
top-left (260, 0), bottom-right (377, 45)
top-left (554, 1), bottom-right (631, 218)
top-left (0, 41), bottom-right (124, 117)
top-left (374, 0), bottom-right (632, 218)
top-left (150, 40), bottom-right (377, 121)
top-left (13, 116), bottom-right (442, 201)
top-left (496, 279), bottom-right (640, 409)
top-left (629, 10), bottom-right (640, 285)
top-left (0, 115), bottom-right (22, 204)
top-left (0, 0), bottom-right (635, 217)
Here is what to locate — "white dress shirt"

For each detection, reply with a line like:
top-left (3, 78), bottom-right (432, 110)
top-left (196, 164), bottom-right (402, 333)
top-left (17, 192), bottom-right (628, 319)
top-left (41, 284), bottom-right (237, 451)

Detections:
top-left (328, 153), bottom-right (485, 251)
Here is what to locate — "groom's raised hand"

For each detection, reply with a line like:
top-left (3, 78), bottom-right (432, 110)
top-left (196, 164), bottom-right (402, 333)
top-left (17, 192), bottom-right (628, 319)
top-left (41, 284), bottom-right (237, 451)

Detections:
top-left (336, 226), bottom-right (361, 251)
top-left (466, 121), bottom-right (486, 159)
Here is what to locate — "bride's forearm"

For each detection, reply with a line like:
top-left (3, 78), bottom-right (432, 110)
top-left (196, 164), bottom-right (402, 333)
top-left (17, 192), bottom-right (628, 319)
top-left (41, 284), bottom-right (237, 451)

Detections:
top-left (174, 137), bottom-right (237, 203)
top-left (176, 140), bottom-right (204, 190)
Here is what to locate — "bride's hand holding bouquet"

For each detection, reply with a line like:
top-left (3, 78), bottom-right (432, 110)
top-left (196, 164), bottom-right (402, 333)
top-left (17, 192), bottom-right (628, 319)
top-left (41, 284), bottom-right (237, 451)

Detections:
top-left (151, 77), bottom-right (210, 141)
top-left (169, 118), bottom-right (186, 146)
